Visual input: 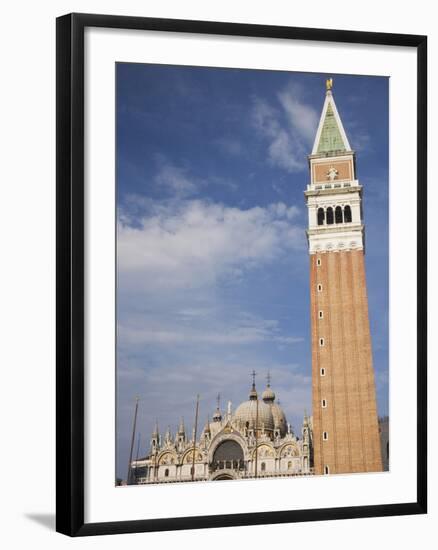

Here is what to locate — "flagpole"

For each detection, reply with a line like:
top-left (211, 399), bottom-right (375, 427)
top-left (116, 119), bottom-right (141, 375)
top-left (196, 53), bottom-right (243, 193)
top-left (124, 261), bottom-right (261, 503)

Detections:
top-left (131, 432), bottom-right (141, 484)
top-left (127, 396), bottom-right (139, 485)
top-left (135, 433), bottom-right (141, 461)
top-left (255, 393), bottom-right (259, 479)
top-left (191, 394), bottom-right (200, 482)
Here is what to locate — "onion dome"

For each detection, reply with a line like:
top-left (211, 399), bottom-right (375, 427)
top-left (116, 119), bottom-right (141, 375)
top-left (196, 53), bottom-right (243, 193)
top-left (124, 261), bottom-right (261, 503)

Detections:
top-left (262, 385), bottom-right (275, 403)
top-left (262, 372), bottom-right (275, 402)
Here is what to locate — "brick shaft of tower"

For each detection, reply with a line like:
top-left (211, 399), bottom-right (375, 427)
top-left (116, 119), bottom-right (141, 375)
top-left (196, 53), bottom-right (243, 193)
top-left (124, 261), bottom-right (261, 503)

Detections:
top-left (305, 81), bottom-right (382, 475)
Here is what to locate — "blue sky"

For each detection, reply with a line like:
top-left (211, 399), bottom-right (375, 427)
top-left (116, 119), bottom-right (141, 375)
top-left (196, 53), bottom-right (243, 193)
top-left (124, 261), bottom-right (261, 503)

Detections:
top-left (116, 64), bottom-right (389, 481)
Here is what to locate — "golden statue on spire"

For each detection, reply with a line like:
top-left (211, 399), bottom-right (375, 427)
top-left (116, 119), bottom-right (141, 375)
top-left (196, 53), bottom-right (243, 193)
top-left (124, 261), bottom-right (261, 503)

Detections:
top-left (326, 77), bottom-right (333, 91)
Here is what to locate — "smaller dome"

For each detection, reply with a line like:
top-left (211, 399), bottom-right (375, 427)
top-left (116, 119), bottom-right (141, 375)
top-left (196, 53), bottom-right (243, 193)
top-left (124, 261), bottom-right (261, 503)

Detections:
top-left (262, 386), bottom-right (275, 402)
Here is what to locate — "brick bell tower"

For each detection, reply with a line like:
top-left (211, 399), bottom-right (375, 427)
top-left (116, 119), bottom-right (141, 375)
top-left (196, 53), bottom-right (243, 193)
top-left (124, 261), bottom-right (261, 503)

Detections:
top-left (305, 79), bottom-right (382, 475)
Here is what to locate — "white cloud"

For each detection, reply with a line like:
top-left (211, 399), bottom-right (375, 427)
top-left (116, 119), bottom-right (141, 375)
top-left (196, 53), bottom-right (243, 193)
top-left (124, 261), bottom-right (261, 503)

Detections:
top-left (117, 358), bottom-right (311, 454)
top-left (118, 314), bottom-right (304, 347)
top-left (153, 160), bottom-right (239, 198)
top-left (252, 98), bottom-right (301, 172)
top-left (155, 163), bottom-right (198, 196)
top-left (118, 199), bottom-right (303, 291)
top-left (277, 85), bottom-right (319, 144)
top-left (252, 84), bottom-right (318, 173)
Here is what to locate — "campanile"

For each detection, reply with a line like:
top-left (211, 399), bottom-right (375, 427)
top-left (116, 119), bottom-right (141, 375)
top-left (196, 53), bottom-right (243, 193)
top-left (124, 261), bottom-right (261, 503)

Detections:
top-left (305, 79), bottom-right (382, 475)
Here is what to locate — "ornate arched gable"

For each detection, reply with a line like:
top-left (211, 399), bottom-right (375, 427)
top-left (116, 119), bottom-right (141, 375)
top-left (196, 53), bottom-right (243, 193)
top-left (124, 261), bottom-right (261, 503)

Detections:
top-left (157, 451), bottom-right (177, 466)
top-left (181, 448), bottom-right (204, 464)
top-left (278, 442), bottom-right (300, 458)
top-left (251, 443), bottom-right (275, 459)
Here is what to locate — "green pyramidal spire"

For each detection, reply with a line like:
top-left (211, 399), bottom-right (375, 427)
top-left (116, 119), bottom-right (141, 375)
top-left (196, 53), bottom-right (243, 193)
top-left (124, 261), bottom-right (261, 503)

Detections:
top-left (313, 82), bottom-right (351, 155)
top-left (317, 103), bottom-right (346, 153)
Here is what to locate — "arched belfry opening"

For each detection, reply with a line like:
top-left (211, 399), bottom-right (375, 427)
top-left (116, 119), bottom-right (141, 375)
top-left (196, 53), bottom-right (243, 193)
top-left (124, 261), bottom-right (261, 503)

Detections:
top-left (326, 207), bottom-right (334, 225)
top-left (317, 207), bottom-right (325, 226)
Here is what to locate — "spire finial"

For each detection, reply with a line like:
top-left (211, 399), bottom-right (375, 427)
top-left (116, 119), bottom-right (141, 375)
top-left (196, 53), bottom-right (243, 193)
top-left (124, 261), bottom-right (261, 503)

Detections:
top-left (249, 370), bottom-right (258, 400)
top-left (326, 77), bottom-right (333, 91)
top-left (178, 416), bottom-right (185, 434)
top-left (213, 394), bottom-right (222, 422)
top-left (152, 418), bottom-right (159, 436)
top-left (165, 425), bottom-right (171, 441)
top-left (251, 369), bottom-right (257, 388)
top-left (266, 370), bottom-right (271, 387)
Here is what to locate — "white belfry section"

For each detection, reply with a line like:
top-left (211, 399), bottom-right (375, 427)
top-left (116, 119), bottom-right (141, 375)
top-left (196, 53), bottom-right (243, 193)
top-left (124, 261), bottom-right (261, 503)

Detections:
top-left (305, 87), bottom-right (364, 255)
top-left (305, 184), bottom-right (364, 254)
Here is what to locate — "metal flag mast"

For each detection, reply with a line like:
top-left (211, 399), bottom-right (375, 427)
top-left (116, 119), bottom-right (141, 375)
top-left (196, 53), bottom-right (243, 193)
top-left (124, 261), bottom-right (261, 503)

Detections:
top-left (252, 370), bottom-right (259, 479)
top-left (135, 432), bottom-right (141, 461)
top-left (127, 396), bottom-right (139, 484)
top-left (191, 394), bottom-right (200, 481)
top-left (153, 419), bottom-right (159, 481)
top-left (131, 432), bottom-right (141, 484)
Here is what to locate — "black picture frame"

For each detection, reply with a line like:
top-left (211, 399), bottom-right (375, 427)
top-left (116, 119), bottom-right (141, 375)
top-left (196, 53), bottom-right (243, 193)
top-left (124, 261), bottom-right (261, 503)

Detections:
top-left (56, 12), bottom-right (427, 537)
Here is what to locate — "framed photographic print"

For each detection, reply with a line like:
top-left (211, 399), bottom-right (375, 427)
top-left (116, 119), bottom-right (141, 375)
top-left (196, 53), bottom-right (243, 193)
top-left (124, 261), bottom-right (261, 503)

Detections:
top-left (56, 13), bottom-right (427, 536)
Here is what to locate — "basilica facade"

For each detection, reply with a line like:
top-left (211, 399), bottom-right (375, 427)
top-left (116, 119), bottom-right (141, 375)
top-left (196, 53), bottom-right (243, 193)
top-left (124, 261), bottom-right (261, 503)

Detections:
top-left (130, 377), bottom-right (313, 484)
